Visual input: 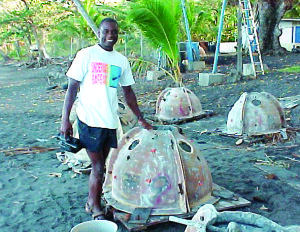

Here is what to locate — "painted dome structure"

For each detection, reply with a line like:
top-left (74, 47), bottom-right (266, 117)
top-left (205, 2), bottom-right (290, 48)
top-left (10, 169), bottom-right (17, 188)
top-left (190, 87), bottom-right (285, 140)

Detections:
top-left (155, 87), bottom-right (203, 122)
top-left (103, 126), bottom-right (213, 215)
top-left (118, 100), bottom-right (138, 132)
top-left (227, 92), bottom-right (287, 135)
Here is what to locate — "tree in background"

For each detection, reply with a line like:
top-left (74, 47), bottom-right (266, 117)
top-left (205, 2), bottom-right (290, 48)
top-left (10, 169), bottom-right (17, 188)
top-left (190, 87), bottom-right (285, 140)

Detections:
top-left (1, 0), bottom-right (299, 62)
top-left (284, 0), bottom-right (300, 17)
top-left (257, 0), bottom-right (295, 54)
top-left (49, 0), bottom-right (102, 57)
top-left (127, 0), bottom-right (182, 84)
top-left (185, 0), bottom-right (237, 43)
top-left (0, 0), bottom-right (72, 61)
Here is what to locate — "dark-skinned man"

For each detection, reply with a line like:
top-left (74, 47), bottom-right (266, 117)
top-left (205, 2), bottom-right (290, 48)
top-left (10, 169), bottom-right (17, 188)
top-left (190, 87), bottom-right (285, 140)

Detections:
top-left (60, 18), bottom-right (152, 220)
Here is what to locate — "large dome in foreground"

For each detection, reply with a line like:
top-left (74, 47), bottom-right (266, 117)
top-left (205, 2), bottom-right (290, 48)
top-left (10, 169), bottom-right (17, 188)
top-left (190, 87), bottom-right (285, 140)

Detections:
top-left (103, 126), bottom-right (213, 215)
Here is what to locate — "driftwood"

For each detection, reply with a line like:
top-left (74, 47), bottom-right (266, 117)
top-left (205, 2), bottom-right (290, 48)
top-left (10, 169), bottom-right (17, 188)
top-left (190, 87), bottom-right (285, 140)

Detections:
top-left (170, 204), bottom-right (300, 232)
top-left (0, 146), bottom-right (58, 156)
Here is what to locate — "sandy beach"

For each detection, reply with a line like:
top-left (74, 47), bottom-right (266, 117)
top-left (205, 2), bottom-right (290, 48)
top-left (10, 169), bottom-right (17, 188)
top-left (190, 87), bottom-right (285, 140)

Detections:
top-left (1, 52), bottom-right (300, 231)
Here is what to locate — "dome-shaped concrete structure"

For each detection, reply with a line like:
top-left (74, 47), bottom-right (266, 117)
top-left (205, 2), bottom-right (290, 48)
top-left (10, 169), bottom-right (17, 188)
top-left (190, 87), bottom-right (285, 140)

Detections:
top-left (118, 101), bottom-right (138, 132)
top-left (155, 87), bottom-right (203, 122)
top-left (103, 126), bottom-right (213, 215)
top-left (227, 92), bottom-right (287, 135)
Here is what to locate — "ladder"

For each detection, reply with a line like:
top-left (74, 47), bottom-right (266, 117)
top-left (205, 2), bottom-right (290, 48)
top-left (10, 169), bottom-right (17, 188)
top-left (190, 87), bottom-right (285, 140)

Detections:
top-left (239, 0), bottom-right (264, 77)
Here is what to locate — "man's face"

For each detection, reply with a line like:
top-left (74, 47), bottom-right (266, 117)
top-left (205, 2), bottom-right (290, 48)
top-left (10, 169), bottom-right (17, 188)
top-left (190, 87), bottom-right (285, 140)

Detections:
top-left (98, 21), bottom-right (118, 51)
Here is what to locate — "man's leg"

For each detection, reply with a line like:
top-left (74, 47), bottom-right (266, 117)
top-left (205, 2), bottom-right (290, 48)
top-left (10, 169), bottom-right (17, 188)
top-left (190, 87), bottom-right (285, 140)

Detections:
top-left (86, 143), bottom-right (111, 219)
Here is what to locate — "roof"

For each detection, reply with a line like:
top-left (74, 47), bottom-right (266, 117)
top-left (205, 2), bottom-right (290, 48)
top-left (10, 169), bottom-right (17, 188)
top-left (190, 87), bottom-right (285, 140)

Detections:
top-left (281, 18), bottom-right (300, 22)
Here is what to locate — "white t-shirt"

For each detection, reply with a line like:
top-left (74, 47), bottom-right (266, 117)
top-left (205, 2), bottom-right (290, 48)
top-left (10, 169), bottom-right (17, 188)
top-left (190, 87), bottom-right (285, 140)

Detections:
top-left (66, 44), bottom-right (135, 129)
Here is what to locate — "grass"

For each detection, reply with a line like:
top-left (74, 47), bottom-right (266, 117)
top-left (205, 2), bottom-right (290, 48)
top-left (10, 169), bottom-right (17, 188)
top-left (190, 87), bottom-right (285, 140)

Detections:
top-left (278, 65), bottom-right (300, 73)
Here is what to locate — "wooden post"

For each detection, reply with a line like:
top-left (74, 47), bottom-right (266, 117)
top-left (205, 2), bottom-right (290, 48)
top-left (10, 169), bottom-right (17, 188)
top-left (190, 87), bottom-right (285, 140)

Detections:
top-left (140, 34), bottom-right (143, 58)
top-left (237, 5), bottom-right (243, 76)
top-left (70, 37), bottom-right (73, 58)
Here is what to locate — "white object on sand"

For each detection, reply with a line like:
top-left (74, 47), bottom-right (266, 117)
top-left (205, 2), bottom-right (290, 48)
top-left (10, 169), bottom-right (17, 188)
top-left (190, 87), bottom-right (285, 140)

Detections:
top-left (70, 220), bottom-right (118, 232)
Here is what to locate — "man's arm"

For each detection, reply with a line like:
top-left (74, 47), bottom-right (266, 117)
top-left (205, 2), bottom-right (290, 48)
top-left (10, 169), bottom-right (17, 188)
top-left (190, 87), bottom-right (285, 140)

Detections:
top-left (60, 78), bottom-right (80, 137)
top-left (122, 85), bottom-right (153, 130)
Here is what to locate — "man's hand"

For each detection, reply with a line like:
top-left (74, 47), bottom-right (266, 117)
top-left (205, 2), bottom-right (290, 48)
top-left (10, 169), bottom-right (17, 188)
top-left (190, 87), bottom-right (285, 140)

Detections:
top-left (60, 120), bottom-right (73, 138)
top-left (122, 85), bottom-right (153, 130)
top-left (138, 117), bottom-right (153, 130)
top-left (60, 78), bottom-right (79, 138)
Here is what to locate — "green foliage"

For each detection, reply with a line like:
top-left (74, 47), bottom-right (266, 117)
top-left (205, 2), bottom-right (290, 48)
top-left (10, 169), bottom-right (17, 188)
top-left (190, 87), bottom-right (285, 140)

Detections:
top-left (284, 1), bottom-right (300, 18)
top-left (0, 0), bottom-right (241, 62)
top-left (0, 0), bottom-right (105, 59)
top-left (48, 0), bottom-right (101, 51)
top-left (129, 57), bottom-right (154, 80)
top-left (184, 0), bottom-right (220, 42)
top-left (127, 0), bottom-right (182, 83)
top-left (0, 0), bottom-right (74, 59)
top-left (184, 0), bottom-right (237, 42)
top-left (279, 65), bottom-right (300, 72)
top-left (222, 5), bottom-right (238, 42)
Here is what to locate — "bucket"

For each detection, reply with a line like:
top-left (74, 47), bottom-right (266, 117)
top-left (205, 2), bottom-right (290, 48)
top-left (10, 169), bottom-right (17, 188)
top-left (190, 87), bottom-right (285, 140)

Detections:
top-left (70, 220), bottom-right (118, 232)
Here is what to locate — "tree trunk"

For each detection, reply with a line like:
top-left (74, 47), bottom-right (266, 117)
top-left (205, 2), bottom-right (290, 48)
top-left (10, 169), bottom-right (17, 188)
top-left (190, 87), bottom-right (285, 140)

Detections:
top-left (0, 49), bottom-right (10, 62)
top-left (14, 40), bottom-right (21, 58)
top-left (30, 23), bottom-right (45, 63)
top-left (258, 0), bottom-right (294, 55)
top-left (72, 0), bottom-right (99, 39)
top-left (21, 0), bottom-right (45, 64)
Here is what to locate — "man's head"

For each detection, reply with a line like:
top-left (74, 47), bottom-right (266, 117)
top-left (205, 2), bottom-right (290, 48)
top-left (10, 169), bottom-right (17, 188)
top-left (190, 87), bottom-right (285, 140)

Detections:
top-left (98, 18), bottom-right (119, 51)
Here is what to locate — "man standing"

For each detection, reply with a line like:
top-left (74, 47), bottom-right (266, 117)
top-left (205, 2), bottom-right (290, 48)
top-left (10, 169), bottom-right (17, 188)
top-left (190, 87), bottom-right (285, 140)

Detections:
top-left (60, 18), bottom-right (152, 220)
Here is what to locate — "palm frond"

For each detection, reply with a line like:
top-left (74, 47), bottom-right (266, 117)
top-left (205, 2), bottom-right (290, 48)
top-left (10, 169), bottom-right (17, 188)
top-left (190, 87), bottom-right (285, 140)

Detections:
top-left (127, 0), bottom-right (182, 83)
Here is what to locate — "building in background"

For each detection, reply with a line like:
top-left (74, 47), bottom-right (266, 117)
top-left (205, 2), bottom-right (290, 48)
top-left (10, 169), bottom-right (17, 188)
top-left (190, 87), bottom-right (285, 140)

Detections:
top-left (279, 18), bottom-right (300, 51)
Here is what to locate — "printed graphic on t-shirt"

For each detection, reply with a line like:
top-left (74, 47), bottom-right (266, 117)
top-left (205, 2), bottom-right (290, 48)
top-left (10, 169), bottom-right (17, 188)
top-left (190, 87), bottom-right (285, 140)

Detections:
top-left (91, 62), bottom-right (121, 88)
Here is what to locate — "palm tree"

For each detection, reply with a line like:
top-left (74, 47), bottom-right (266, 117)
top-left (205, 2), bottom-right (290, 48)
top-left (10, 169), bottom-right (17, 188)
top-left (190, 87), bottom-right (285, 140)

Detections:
top-left (72, 0), bottom-right (99, 38)
top-left (127, 0), bottom-right (182, 84)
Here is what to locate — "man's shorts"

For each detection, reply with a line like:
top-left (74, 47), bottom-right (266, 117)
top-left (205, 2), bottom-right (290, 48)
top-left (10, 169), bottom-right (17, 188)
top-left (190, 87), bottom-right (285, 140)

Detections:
top-left (77, 119), bottom-right (117, 153)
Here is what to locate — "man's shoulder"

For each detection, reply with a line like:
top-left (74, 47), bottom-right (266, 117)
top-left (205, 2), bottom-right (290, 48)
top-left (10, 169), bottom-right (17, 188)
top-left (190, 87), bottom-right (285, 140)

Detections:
top-left (80, 44), bottom-right (98, 53)
top-left (112, 50), bottom-right (129, 61)
top-left (74, 45), bottom-right (99, 60)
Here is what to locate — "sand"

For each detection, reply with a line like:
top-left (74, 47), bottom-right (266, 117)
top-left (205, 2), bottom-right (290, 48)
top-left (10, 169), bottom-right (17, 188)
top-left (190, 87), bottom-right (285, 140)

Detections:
top-left (0, 52), bottom-right (300, 231)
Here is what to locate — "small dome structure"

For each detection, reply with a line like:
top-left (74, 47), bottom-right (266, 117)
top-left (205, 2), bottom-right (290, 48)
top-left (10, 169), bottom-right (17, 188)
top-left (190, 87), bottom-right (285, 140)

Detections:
top-left (227, 92), bottom-right (287, 135)
top-left (118, 101), bottom-right (138, 132)
top-left (155, 87), bottom-right (203, 122)
top-left (103, 126), bottom-right (213, 215)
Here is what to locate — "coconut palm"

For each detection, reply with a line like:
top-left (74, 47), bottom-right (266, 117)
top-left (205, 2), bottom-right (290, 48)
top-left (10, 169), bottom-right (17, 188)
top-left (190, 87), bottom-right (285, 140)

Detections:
top-left (127, 0), bottom-right (182, 84)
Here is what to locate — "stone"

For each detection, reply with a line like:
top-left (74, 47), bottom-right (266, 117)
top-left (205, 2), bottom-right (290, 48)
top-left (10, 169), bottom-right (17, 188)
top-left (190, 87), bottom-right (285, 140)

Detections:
top-left (243, 63), bottom-right (268, 76)
top-left (243, 63), bottom-right (255, 76)
top-left (198, 73), bottom-right (225, 86)
top-left (146, 70), bottom-right (165, 84)
top-left (226, 69), bottom-right (241, 83)
top-left (187, 61), bottom-right (205, 71)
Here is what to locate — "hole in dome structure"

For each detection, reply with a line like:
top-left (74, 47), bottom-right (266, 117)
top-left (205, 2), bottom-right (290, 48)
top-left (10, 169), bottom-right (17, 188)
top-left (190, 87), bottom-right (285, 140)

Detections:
top-left (151, 133), bottom-right (158, 140)
top-left (178, 183), bottom-right (184, 195)
top-left (127, 155), bottom-right (130, 160)
top-left (179, 140), bottom-right (192, 153)
top-left (118, 102), bottom-right (125, 110)
top-left (178, 127), bottom-right (184, 135)
top-left (197, 156), bottom-right (201, 161)
top-left (171, 140), bottom-right (174, 150)
top-left (252, 99), bottom-right (261, 106)
top-left (128, 139), bottom-right (140, 150)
